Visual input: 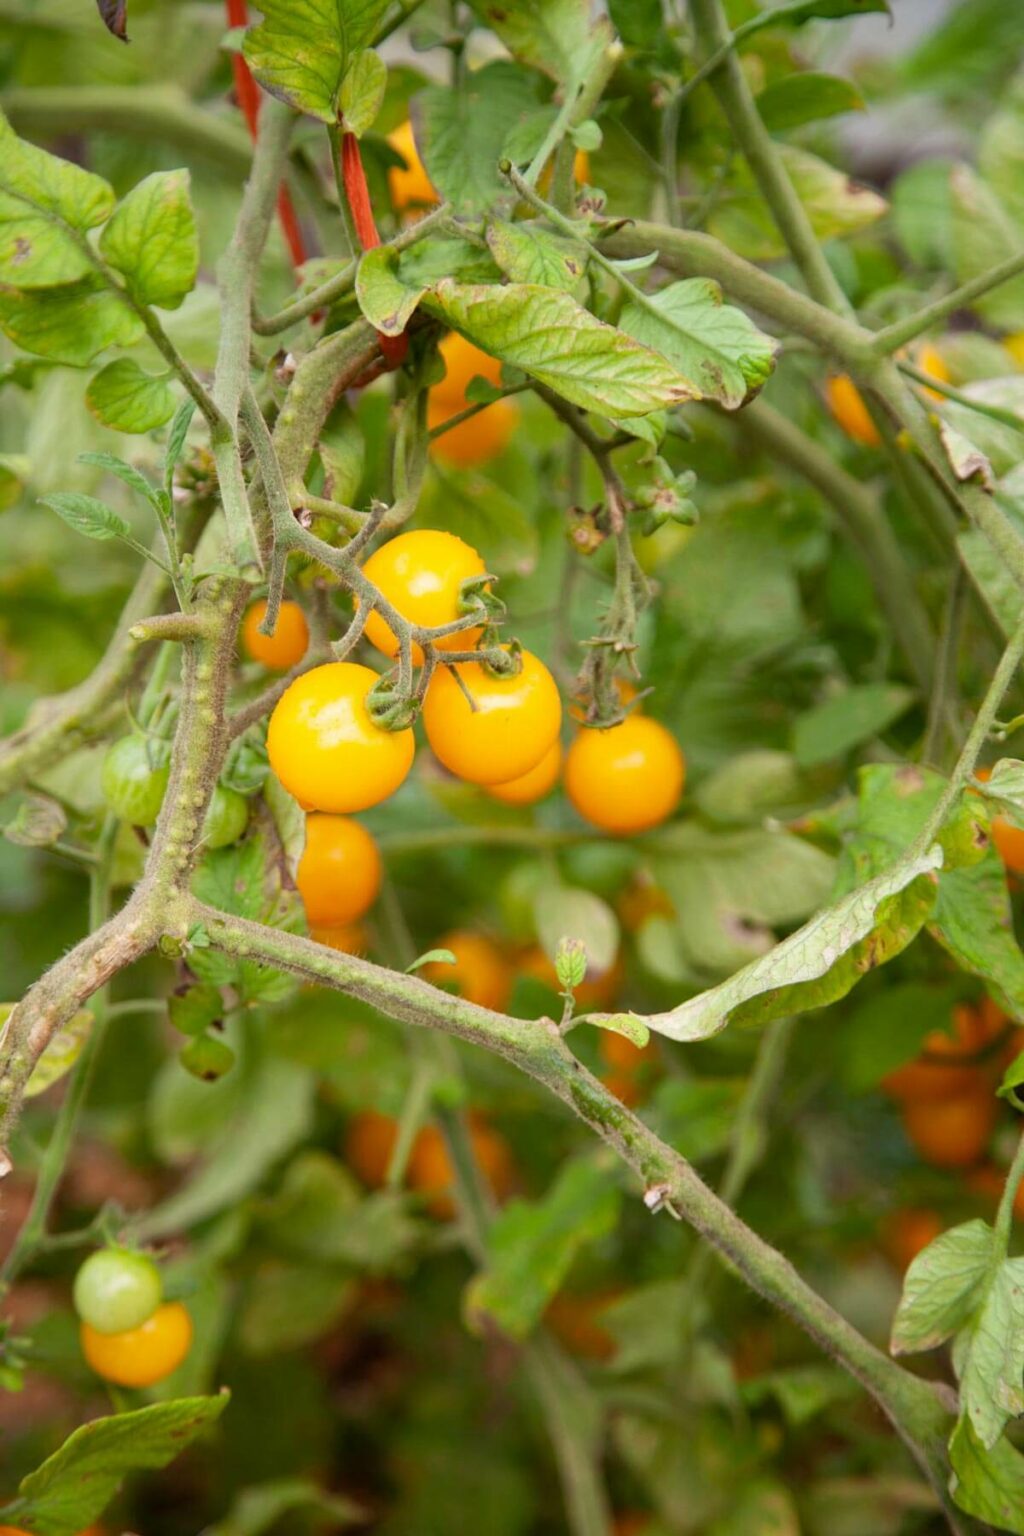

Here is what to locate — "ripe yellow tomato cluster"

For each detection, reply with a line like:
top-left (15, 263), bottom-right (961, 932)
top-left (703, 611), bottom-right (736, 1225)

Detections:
top-left (241, 598), bottom-right (309, 670)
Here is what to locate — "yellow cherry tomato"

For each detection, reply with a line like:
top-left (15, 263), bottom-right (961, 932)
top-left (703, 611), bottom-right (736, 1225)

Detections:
top-left (297, 814), bottom-right (382, 928)
top-left (564, 716), bottom-right (685, 835)
top-left (387, 119), bottom-right (438, 213)
top-left (901, 1090), bottom-right (997, 1170)
top-left (427, 394), bottom-right (518, 466)
top-left (345, 1108), bottom-right (398, 1189)
top-left (422, 929), bottom-right (512, 1011)
top-left (80, 1301), bottom-right (192, 1388)
top-left (1004, 331), bottom-right (1024, 369)
top-left (487, 740), bottom-right (562, 806)
top-left (267, 662), bottom-right (415, 813)
top-left (241, 599), bottom-right (309, 670)
top-left (361, 529), bottom-right (488, 664)
top-left (422, 648), bottom-right (562, 786)
top-left (407, 1116), bottom-right (515, 1219)
top-left (914, 341), bottom-right (950, 401)
top-left (825, 374), bottom-right (880, 447)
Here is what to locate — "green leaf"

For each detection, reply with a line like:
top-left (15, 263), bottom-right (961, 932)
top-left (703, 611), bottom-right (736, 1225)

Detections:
top-left (243, 0), bottom-right (391, 122)
top-left (620, 278), bottom-right (778, 410)
top-left (998, 1049), bottom-right (1024, 1105)
top-left (0, 109), bottom-right (114, 289)
top-left (256, 1151), bottom-right (420, 1270)
top-left (588, 1013), bottom-right (650, 1049)
top-left (39, 491), bottom-right (131, 543)
top-left (79, 450), bottom-right (166, 514)
top-left (24, 1010), bottom-right (92, 1098)
top-left (949, 1414), bottom-right (1024, 1534)
top-left (695, 750), bottom-right (805, 826)
top-left (710, 145), bottom-right (886, 262)
top-left (760, 0), bottom-right (891, 28)
top-left (534, 885), bottom-right (619, 977)
top-left (741, 1365), bottom-right (859, 1429)
top-left (949, 165), bottom-right (1024, 330)
top-left (418, 62), bottom-right (541, 214)
top-left (792, 683), bottom-right (915, 768)
top-left (0, 1396), bottom-right (228, 1536)
top-left (165, 398), bottom-right (197, 492)
top-left (86, 358), bottom-right (176, 434)
top-left (339, 48), bottom-right (386, 137)
top-left (206, 1478), bottom-right (364, 1536)
top-left (407, 948), bottom-right (457, 973)
top-left (890, 1220), bottom-right (994, 1354)
top-left (355, 244), bottom-right (426, 336)
top-left (755, 72), bottom-right (864, 133)
top-left (954, 1258), bottom-right (1024, 1448)
top-left (99, 170), bottom-right (198, 311)
top-left (638, 846), bottom-right (940, 1041)
top-left (240, 1260), bottom-right (356, 1354)
top-left (138, 1053), bottom-right (315, 1239)
top-left (607, 0), bottom-right (664, 49)
top-left (168, 984), bottom-right (223, 1038)
top-left (425, 280), bottom-right (694, 418)
top-left (465, 1158), bottom-right (620, 1340)
top-left (486, 219), bottom-right (587, 292)
top-left (466, 0), bottom-right (608, 84)
top-left (649, 822), bottom-right (837, 978)
top-left (0, 275), bottom-right (142, 365)
top-left (931, 856), bottom-right (1024, 1023)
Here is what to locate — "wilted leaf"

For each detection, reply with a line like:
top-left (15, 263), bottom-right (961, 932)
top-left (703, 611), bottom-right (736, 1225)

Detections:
top-left (486, 220), bottom-right (587, 292)
top-left (634, 847), bottom-right (941, 1042)
top-left (4, 793), bottom-right (67, 848)
top-left (425, 280), bottom-right (694, 417)
top-left (24, 1010), bottom-right (92, 1097)
top-left (0, 1397), bottom-right (228, 1536)
top-left (620, 278), bottom-right (777, 409)
top-left (95, 0), bottom-right (128, 40)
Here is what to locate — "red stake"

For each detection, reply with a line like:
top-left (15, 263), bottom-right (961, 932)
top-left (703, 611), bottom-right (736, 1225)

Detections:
top-left (339, 129), bottom-right (408, 368)
top-left (225, 0), bottom-right (308, 271)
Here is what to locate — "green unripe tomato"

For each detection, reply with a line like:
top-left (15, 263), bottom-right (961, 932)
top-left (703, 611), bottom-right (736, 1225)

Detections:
top-left (203, 785), bottom-right (249, 850)
top-left (73, 1247), bottom-right (163, 1335)
top-left (101, 736), bottom-right (169, 827)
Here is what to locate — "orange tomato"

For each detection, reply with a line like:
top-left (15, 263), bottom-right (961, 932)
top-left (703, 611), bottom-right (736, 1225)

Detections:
top-left (901, 1090), bottom-right (997, 1169)
top-left (421, 929), bottom-right (512, 1011)
top-left (386, 119), bottom-right (437, 212)
top-left (545, 1290), bottom-right (619, 1362)
top-left (407, 1117), bottom-right (515, 1219)
top-left (880, 1207), bottom-right (943, 1271)
top-left (80, 1301), bottom-right (192, 1388)
top-left (972, 766), bottom-right (1024, 872)
top-left (825, 374), bottom-right (880, 447)
top-left (361, 529), bottom-right (487, 663)
top-left (487, 740), bottom-right (562, 806)
top-left (310, 922), bottom-right (370, 954)
top-left (433, 333), bottom-right (504, 406)
top-left (423, 648), bottom-right (562, 786)
top-left (345, 1109), bottom-right (398, 1189)
top-left (599, 1029), bottom-right (657, 1071)
top-left (428, 392), bottom-right (518, 466)
top-left (882, 1001), bottom-right (1006, 1101)
top-left (297, 814), bottom-right (382, 927)
top-left (518, 945), bottom-right (623, 1012)
top-left (267, 661), bottom-right (415, 813)
top-left (564, 715), bottom-right (685, 835)
top-left (241, 598), bottom-right (309, 670)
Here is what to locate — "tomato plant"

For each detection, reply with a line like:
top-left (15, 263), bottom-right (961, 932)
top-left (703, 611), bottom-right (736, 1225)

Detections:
top-left (3, 2), bottom-right (1024, 1534)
